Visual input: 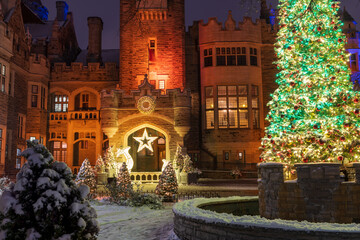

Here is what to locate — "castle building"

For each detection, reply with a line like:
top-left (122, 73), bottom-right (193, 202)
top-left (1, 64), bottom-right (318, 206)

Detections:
top-left (0, 0), bottom-right (358, 179)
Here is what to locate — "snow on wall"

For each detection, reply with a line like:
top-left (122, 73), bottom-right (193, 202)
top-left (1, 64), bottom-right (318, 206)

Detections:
top-left (173, 197), bottom-right (360, 240)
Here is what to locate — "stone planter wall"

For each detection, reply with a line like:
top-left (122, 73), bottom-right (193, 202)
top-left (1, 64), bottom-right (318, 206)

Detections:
top-left (173, 197), bottom-right (360, 240)
top-left (258, 162), bottom-right (360, 223)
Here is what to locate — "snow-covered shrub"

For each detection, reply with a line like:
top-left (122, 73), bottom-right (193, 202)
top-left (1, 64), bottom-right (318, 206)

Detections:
top-left (105, 181), bottom-right (163, 209)
top-left (129, 184), bottom-right (163, 209)
top-left (105, 180), bottom-right (129, 205)
top-left (75, 158), bottom-right (97, 198)
top-left (0, 140), bottom-right (99, 239)
top-left (0, 177), bottom-right (11, 196)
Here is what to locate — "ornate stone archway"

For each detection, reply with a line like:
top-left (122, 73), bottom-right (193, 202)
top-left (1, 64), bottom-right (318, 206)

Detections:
top-left (123, 124), bottom-right (170, 172)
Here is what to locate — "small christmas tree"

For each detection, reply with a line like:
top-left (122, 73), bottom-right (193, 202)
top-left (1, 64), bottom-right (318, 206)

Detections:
top-left (181, 155), bottom-right (193, 173)
top-left (174, 145), bottom-right (185, 171)
top-left (116, 162), bottom-right (133, 198)
top-left (75, 158), bottom-right (97, 197)
top-left (0, 140), bottom-right (99, 239)
top-left (95, 155), bottom-right (105, 173)
top-left (155, 162), bottom-right (178, 201)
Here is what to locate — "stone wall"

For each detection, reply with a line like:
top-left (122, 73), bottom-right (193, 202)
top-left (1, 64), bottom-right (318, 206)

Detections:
top-left (174, 214), bottom-right (360, 240)
top-left (173, 197), bottom-right (360, 240)
top-left (258, 162), bottom-right (360, 223)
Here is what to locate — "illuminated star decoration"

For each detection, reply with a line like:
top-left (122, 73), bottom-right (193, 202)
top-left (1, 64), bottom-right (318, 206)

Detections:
top-left (133, 129), bottom-right (158, 153)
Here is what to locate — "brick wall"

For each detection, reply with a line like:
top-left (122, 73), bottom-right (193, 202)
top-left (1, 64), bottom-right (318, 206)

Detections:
top-left (119, 0), bottom-right (185, 91)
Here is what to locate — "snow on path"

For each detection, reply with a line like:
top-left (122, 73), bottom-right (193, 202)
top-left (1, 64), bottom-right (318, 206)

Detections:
top-left (93, 204), bottom-right (178, 240)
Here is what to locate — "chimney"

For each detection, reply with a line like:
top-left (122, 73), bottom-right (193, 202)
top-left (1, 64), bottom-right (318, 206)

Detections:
top-left (56, 1), bottom-right (68, 21)
top-left (87, 17), bottom-right (103, 64)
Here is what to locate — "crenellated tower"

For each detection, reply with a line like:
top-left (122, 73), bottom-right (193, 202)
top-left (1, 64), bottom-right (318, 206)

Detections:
top-left (119, 0), bottom-right (185, 92)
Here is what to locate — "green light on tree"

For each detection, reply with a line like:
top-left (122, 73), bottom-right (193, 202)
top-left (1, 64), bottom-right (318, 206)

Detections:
top-left (260, 0), bottom-right (360, 164)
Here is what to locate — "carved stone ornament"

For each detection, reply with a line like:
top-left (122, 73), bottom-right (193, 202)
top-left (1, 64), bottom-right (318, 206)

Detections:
top-left (137, 96), bottom-right (156, 114)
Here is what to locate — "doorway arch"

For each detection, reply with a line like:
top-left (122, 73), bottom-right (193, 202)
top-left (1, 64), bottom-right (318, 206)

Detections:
top-left (124, 124), bottom-right (170, 172)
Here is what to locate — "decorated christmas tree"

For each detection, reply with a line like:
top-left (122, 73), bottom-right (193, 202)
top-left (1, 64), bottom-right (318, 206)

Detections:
top-left (155, 162), bottom-right (178, 201)
top-left (0, 140), bottom-right (99, 239)
top-left (173, 145), bottom-right (185, 171)
top-left (261, 0), bottom-right (360, 164)
top-left (75, 158), bottom-right (97, 197)
top-left (95, 155), bottom-right (105, 173)
top-left (116, 162), bottom-right (133, 198)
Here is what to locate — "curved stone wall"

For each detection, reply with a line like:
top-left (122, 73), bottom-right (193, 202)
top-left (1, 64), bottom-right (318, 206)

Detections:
top-left (173, 197), bottom-right (360, 240)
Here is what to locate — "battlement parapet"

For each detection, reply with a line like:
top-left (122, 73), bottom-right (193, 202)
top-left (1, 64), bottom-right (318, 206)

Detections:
top-left (100, 87), bottom-right (191, 109)
top-left (52, 62), bottom-right (118, 81)
top-left (198, 14), bottom-right (263, 44)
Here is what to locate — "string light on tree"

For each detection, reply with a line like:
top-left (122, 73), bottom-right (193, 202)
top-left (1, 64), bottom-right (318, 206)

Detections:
top-left (260, 0), bottom-right (360, 164)
top-left (133, 129), bottom-right (158, 152)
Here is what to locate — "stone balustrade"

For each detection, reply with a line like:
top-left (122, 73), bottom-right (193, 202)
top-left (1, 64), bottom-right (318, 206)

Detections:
top-left (258, 162), bottom-right (360, 223)
top-left (49, 111), bottom-right (99, 121)
top-left (130, 172), bottom-right (162, 183)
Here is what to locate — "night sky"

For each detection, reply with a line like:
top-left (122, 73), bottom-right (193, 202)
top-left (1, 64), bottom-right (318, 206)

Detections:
top-left (41, 0), bottom-right (360, 50)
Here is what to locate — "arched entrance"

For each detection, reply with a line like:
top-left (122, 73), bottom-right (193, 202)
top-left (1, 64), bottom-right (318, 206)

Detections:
top-left (124, 125), bottom-right (169, 172)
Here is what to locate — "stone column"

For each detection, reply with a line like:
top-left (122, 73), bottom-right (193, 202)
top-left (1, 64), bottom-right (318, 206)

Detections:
top-left (295, 163), bottom-right (341, 222)
top-left (258, 163), bottom-right (284, 219)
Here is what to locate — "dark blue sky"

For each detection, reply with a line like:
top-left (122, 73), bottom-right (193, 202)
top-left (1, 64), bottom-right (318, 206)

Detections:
top-left (41, 0), bottom-right (360, 50)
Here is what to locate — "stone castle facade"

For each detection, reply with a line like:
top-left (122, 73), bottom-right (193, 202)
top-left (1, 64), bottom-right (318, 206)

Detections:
top-left (0, 0), bottom-right (358, 178)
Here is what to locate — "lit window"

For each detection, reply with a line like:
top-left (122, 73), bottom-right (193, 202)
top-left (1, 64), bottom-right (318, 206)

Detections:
top-left (53, 94), bottom-right (69, 112)
top-left (213, 85), bottom-right (253, 129)
top-left (218, 110), bottom-right (228, 128)
top-left (205, 86), bottom-right (214, 129)
top-left (29, 137), bottom-right (36, 141)
top-left (159, 80), bottom-right (165, 89)
top-left (149, 39), bottom-right (156, 61)
top-left (0, 64), bottom-right (5, 93)
top-left (51, 141), bottom-right (67, 162)
top-left (252, 85), bottom-right (260, 128)
top-left (16, 148), bottom-right (22, 169)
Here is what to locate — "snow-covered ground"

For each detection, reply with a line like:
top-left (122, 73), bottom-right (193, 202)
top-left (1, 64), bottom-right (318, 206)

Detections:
top-left (93, 203), bottom-right (179, 240)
